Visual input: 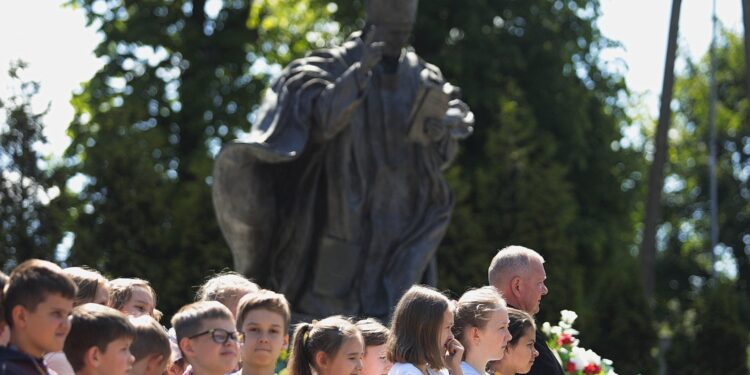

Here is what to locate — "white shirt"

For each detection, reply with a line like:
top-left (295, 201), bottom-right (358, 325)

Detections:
top-left (460, 361), bottom-right (485, 375)
top-left (389, 362), bottom-right (449, 375)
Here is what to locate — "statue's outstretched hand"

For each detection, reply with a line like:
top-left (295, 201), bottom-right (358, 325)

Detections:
top-left (423, 99), bottom-right (475, 141)
top-left (445, 99), bottom-right (474, 139)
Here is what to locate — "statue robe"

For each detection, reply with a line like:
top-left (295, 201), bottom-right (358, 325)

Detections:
top-left (213, 33), bottom-right (461, 320)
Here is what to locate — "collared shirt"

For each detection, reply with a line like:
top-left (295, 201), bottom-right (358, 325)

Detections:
top-left (460, 361), bottom-right (485, 375)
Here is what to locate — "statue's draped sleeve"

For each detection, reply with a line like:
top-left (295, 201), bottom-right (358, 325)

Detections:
top-left (212, 38), bottom-right (368, 296)
top-left (240, 40), bottom-right (368, 162)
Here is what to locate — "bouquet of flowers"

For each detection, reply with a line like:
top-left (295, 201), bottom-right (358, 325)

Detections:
top-left (541, 310), bottom-right (617, 375)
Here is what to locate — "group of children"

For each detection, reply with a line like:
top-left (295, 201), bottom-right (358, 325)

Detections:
top-left (0, 259), bottom-right (539, 375)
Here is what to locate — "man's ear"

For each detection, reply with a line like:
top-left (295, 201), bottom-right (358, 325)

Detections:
top-left (282, 334), bottom-right (290, 349)
top-left (316, 351), bottom-right (329, 370)
top-left (511, 276), bottom-right (523, 298)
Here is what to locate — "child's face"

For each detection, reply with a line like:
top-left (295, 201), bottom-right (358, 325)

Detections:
top-left (239, 308), bottom-right (288, 368)
top-left (97, 337), bottom-right (135, 375)
top-left (361, 344), bottom-right (391, 375)
top-left (478, 308), bottom-right (512, 361)
top-left (120, 286), bottom-right (155, 318)
top-left (317, 336), bottom-right (364, 375)
top-left (503, 328), bottom-right (538, 374)
top-left (184, 318), bottom-right (239, 375)
top-left (16, 293), bottom-right (74, 356)
top-left (438, 307), bottom-right (455, 350)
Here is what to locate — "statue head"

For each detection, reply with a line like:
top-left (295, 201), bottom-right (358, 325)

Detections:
top-left (365, 0), bottom-right (418, 57)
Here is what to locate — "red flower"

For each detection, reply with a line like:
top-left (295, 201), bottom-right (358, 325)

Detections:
top-left (558, 333), bottom-right (574, 346)
top-left (566, 362), bottom-right (577, 373)
top-left (583, 363), bottom-right (601, 374)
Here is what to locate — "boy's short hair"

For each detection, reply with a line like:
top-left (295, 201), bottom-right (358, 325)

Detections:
top-left (0, 271), bottom-right (8, 325)
top-left (171, 301), bottom-right (234, 344)
top-left (195, 271), bottom-right (259, 306)
top-left (64, 267), bottom-right (108, 306)
top-left (64, 303), bottom-right (136, 371)
top-left (108, 278), bottom-right (157, 310)
top-left (235, 289), bottom-right (290, 332)
top-left (355, 318), bottom-right (389, 347)
top-left (129, 315), bottom-right (171, 362)
top-left (3, 259), bottom-right (77, 328)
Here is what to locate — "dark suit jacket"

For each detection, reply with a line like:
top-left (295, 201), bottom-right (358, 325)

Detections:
top-left (526, 329), bottom-right (564, 375)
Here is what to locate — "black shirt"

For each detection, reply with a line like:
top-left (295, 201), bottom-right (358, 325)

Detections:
top-left (526, 329), bottom-right (564, 375)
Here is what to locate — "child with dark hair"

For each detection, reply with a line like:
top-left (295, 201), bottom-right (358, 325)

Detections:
top-left (488, 309), bottom-right (539, 375)
top-left (63, 303), bottom-right (136, 375)
top-left (129, 315), bottom-right (171, 375)
top-left (287, 316), bottom-right (363, 375)
top-left (234, 289), bottom-right (290, 375)
top-left (356, 318), bottom-right (392, 375)
top-left (0, 259), bottom-right (77, 375)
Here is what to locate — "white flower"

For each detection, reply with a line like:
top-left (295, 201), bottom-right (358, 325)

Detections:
top-left (560, 310), bottom-right (578, 325)
top-left (551, 325), bottom-right (562, 336)
top-left (563, 328), bottom-right (579, 336)
top-left (541, 322), bottom-right (552, 335)
top-left (585, 349), bottom-right (601, 366)
top-left (569, 347), bottom-right (588, 371)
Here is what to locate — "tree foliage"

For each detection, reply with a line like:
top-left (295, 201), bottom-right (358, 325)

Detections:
top-left (659, 29), bottom-right (750, 372)
top-left (0, 61), bottom-right (67, 272)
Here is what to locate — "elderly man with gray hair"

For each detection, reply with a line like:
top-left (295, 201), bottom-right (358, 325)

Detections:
top-left (488, 245), bottom-right (562, 375)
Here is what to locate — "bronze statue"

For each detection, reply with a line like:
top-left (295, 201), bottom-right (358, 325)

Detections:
top-left (212, 0), bottom-right (473, 320)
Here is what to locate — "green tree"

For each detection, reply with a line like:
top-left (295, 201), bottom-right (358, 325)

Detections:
top-left (62, 0), bottom-right (340, 317)
top-left (659, 29), bottom-right (750, 372)
top-left (0, 61), bottom-right (67, 271)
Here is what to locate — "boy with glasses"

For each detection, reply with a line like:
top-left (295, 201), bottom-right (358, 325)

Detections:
top-left (171, 301), bottom-right (240, 375)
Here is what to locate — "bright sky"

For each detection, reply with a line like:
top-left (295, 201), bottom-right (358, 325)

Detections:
top-left (0, 0), bottom-right (744, 160)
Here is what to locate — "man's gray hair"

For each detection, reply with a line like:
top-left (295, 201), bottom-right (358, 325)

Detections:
top-left (488, 245), bottom-right (545, 286)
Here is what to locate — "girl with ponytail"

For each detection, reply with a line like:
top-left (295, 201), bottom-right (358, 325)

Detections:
top-left (452, 287), bottom-right (512, 375)
top-left (288, 316), bottom-right (364, 375)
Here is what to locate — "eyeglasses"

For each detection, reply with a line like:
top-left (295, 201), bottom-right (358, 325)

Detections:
top-left (188, 328), bottom-right (241, 344)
